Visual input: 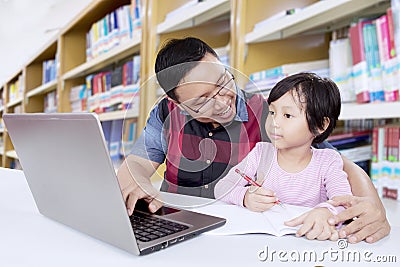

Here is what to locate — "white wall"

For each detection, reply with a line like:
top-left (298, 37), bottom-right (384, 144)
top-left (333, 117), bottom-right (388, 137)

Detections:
top-left (0, 0), bottom-right (92, 85)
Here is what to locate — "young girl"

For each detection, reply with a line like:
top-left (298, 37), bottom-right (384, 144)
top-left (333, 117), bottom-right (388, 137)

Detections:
top-left (214, 72), bottom-right (352, 241)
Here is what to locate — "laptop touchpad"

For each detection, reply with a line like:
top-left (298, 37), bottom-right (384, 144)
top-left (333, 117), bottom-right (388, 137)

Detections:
top-left (134, 199), bottom-right (180, 215)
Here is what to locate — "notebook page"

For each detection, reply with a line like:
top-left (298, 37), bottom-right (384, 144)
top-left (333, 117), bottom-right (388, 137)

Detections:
top-left (262, 204), bottom-right (312, 236)
top-left (193, 204), bottom-right (311, 236)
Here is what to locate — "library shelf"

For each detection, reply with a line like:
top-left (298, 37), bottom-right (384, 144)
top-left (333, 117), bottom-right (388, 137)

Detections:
top-left (98, 109), bottom-right (138, 122)
top-left (245, 0), bottom-right (388, 44)
top-left (5, 150), bottom-right (18, 160)
top-left (6, 98), bottom-right (23, 108)
top-left (62, 37), bottom-right (141, 81)
top-left (156, 0), bottom-right (230, 34)
top-left (339, 102), bottom-right (400, 120)
top-left (26, 80), bottom-right (58, 98)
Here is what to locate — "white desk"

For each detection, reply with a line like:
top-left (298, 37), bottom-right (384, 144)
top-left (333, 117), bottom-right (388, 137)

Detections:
top-left (1, 167), bottom-right (399, 267)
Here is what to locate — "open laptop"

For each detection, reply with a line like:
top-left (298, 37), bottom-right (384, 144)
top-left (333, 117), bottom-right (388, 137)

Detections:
top-left (3, 113), bottom-right (226, 255)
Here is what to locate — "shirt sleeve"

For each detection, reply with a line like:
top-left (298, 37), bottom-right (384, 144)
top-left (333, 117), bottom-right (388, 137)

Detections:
top-left (129, 104), bottom-right (167, 164)
top-left (316, 150), bottom-right (353, 214)
top-left (214, 143), bottom-right (264, 206)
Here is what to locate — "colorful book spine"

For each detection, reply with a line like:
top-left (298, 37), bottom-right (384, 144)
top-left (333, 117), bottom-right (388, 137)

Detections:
top-left (371, 124), bottom-right (400, 201)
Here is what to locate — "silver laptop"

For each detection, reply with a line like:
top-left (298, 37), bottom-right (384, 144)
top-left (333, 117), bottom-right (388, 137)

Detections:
top-left (3, 113), bottom-right (226, 255)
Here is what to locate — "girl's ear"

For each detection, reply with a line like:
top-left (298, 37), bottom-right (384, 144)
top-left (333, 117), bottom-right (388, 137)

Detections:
top-left (318, 117), bottom-right (330, 134)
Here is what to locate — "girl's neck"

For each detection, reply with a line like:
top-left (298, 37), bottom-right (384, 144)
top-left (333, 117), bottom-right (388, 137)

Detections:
top-left (276, 146), bottom-right (313, 173)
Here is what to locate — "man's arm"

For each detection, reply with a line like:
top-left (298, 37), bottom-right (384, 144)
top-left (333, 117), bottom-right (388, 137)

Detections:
top-left (329, 156), bottom-right (391, 243)
top-left (117, 102), bottom-right (167, 214)
top-left (117, 154), bottom-right (163, 215)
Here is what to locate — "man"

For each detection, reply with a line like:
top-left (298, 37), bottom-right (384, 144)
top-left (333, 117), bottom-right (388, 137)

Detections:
top-left (117, 37), bottom-right (390, 244)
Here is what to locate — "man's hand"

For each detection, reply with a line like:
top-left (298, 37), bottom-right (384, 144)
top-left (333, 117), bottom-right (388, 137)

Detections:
top-left (243, 187), bottom-right (279, 212)
top-left (117, 156), bottom-right (163, 215)
top-left (327, 195), bottom-right (391, 243)
top-left (285, 208), bottom-right (339, 241)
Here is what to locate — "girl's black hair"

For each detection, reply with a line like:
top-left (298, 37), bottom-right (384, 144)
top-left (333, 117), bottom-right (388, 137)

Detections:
top-left (267, 72), bottom-right (341, 143)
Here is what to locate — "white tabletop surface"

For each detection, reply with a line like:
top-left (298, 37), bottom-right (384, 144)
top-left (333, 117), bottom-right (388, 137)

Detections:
top-left (1, 167), bottom-right (399, 267)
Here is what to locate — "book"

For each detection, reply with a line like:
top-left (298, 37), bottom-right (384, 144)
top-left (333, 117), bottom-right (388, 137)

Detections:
top-left (193, 204), bottom-right (311, 236)
top-left (327, 128), bottom-right (372, 142)
top-left (349, 20), bottom-right (367, 65)
top-left (109, 119), bottom-right (123, 163)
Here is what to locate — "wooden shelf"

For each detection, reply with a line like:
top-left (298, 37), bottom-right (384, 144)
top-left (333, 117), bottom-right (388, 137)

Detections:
top-left (98, 109), bottom-right (139, 121)
top-left (26, 80), bottom-right (58, 98)
top-left (245, 0), bottom-right (388, 44)
top-left (340, 102), bottom-right (400, 120)
top-left (157, 0), bottom-right (230, 34)
top-left (6, 98), bottom-right (23, 108)
top-left (5, 150), bottom-right (18, 160)
top-left (62, 38), bottom-right (141, 80)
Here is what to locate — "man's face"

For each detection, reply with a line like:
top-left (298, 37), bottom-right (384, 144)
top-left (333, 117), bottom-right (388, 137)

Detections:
top-left (173, 53), bottom-right (237, 125)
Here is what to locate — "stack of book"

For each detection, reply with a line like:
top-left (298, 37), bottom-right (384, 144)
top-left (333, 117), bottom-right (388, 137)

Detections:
top-left (86, 1), bottom-right (142, 61)
top-left (327, 128), bottom-right (372, 174)
top-left (370, 124), bottom-right (400, 201)
top-left (245, 59), bottom-right (329, 97)
top-left (43, 91), bottom-right (57, 113)
top-left (8, 74), bottom-right (24, 103)
top-left (82, 55), bottom-right (141, 114)
top-left (42, 58), bottom-right (57, 84)
top-left (70, 84), bottom-right (87, 113)
top-left (337, 2), bottom-right (400, 104)
top-left (101, 118), bottom-right (137, 166)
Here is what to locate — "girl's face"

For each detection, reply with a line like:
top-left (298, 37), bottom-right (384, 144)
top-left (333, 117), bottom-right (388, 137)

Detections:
top-left (265, 90), bottom-right (315, 150)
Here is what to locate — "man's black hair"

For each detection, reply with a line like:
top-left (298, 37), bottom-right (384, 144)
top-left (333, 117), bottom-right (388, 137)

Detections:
top-left (155, 37), bottom-right (219, 100)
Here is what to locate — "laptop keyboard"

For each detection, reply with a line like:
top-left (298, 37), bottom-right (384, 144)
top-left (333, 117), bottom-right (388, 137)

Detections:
top-left (130, 211), bottom-right (189, 242)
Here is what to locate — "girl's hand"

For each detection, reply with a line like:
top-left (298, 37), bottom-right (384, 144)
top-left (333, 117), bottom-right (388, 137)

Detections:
top-left (285, 207), bottom-right (339, 241)
top-left (243, 187), bottom-right (279, 212)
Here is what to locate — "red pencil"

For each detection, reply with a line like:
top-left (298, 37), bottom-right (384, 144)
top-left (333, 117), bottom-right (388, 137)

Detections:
top-left (235, 168), bottom-right (283, 206)
top-left (235, 169), bottom-right (262, 187)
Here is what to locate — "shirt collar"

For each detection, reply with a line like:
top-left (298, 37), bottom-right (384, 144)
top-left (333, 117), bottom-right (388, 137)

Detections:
top-left (179, 88), bottom-right (249, 122)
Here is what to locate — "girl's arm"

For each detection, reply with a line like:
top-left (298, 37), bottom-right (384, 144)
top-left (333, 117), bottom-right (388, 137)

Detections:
top-left (214, 143), bottom-right (263, 206)
top-left (327, 156), bottom-right (391, 243)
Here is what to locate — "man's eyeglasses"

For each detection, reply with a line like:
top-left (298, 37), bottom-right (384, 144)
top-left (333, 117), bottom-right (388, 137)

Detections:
top-left (179, 69), bottom-right (236, 114)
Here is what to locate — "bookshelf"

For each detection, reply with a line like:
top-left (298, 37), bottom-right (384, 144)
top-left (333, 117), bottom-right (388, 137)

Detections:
top-left (24, 37), bottom-right (58, 113)
top-left (0, 0), bottom-right (399, 170)
top-left (98, 109), bottom-right (139, 122)
top-left (245, 0), bottom-right (388, 44)
top-left (340, 102), bottom-right (400, 120)
top-left (156, 0), bottom-right (230, 34)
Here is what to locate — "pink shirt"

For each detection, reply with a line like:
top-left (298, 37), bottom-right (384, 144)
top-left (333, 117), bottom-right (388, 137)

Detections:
top-left (214, 142), bottom-right (352, 214)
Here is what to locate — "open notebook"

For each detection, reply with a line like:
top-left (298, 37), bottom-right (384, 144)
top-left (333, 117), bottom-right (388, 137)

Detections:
top-left (194, 204), bottom-right (312, 236)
